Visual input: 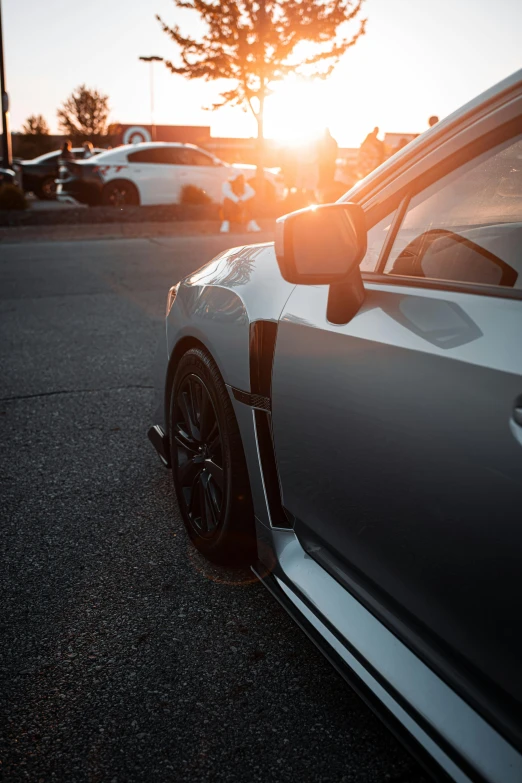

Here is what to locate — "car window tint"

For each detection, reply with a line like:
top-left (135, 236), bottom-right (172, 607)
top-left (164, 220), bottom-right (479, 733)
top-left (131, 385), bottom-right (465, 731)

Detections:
top-left (384, 134), bottom-right (522, 288)
top-left (127, 147), bottom-right (188, 165)
top-left (183, 149), bottom-right (214, 166)
top-left (360, 210), bottom-right (397, 272)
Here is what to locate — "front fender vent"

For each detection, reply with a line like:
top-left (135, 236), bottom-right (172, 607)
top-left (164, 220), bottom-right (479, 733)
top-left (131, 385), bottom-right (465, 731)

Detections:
top-left (250, 320), bottom-right (278, 398)
top-left (232, 387), bottom-right (271, 411)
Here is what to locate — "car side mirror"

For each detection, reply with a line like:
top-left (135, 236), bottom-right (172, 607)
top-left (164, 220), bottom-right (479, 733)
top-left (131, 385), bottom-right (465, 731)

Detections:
top-left (275, 202), bottom-right (367, 285)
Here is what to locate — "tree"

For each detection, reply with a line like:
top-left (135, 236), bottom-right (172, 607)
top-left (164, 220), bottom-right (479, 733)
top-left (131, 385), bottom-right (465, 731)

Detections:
top-left (157, 0), bottom-right (366, 178)
top-left (17, 115), bottom-right (52, 158)
top-left (57, 85), bottom-right (110, 142)
top-left (22, 115), bottom-right (50, 136)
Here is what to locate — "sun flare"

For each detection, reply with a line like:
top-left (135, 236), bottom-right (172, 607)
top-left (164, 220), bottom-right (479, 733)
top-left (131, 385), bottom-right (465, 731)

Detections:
top-left (264, 78), bottom-right (332, 145)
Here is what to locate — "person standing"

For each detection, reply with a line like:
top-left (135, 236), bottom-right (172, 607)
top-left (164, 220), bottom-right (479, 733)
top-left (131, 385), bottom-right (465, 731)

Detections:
top-left (59, 140), bottom-right (74, 163)
top-left (295, 139), bottom-right (320, 203)
top-left (82, 141), bottom-right (94, 159)
top-left (220, 172), bottom-right (261, 233)
top-left (317, 128), bottom-right (339, 201)
top-left (357, 127), bottom-right (385, 179)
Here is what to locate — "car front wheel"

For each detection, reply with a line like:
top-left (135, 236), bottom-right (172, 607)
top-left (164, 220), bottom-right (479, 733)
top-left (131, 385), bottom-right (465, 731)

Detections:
top-left (37, 175), bottom-right (57, 200)
top-left (169, 347), bottom-right (256, 566)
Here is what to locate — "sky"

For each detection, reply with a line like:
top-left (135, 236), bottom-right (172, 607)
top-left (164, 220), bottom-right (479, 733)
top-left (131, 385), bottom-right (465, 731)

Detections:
top-left (3, 0), bottom-right (522, 147)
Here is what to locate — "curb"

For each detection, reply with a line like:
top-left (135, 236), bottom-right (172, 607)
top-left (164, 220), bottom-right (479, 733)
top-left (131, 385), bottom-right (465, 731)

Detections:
top-left (0, 220), bottom-right (277, 244)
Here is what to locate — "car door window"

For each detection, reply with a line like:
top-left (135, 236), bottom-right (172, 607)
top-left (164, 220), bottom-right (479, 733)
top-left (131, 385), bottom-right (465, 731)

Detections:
top-left (360, 209), bottom-right (398, 272)
top-left (127, 148), bottom-right (189, 165)
top-left (383, 134), bottom-right (522, 288)
top-left (182, 149), bottom-right (217, 166)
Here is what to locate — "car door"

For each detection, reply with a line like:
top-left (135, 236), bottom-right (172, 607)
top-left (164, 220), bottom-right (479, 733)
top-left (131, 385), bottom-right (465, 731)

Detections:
top-left (126, 147), bottom-right (185, 204)
top-left (271, 120), bottom-right (522, 741)
top-left (180, 148), bottom-right (228, 203)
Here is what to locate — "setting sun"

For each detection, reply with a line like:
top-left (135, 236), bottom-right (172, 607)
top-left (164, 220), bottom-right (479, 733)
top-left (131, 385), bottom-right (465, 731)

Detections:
top-left (264, 77), bottom-right (331, 145)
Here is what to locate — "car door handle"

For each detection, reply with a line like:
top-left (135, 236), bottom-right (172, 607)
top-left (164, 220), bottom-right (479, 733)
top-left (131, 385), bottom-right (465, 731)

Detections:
top-left (513, 406), bottom-right (522, 427)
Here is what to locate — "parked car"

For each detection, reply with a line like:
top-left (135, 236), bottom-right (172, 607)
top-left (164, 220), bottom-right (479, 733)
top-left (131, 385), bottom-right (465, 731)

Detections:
top-left (149, 69), bottom-right (522, 782)
top-left (15, 147), bottom-right (105, 200)
top-left (55, 142), bottom-right (285, 207)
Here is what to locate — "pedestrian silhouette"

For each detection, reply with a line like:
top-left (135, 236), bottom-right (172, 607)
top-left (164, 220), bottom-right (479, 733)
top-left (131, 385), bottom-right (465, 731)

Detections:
top-left (318, 128), bottom-right (339, 199)
top-left (59, 140), bottom-right (74, 163)
top-left (357, 127), bottom-right (384, 179)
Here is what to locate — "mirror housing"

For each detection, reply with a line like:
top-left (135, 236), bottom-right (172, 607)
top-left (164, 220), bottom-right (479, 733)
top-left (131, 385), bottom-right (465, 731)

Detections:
top-left (275, 202), bottom-right (367, 285)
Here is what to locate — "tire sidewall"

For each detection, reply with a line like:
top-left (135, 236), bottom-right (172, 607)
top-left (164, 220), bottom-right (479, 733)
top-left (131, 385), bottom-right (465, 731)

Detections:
top-left (102, 180), bottom-right (139, 207)
top-left (169, 349), bottom-right (253, 563)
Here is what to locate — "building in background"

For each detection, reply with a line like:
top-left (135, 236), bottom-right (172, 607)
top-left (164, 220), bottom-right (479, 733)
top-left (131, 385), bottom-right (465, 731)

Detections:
top-left (384, 132), bottom-right (419, 155)
top-left (107, 124), bottom-right (211, 147)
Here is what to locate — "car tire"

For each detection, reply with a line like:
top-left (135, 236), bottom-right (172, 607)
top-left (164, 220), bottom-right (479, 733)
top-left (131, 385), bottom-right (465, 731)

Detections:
top-left (37, 175), bottom-right (57, 200)
top-left (169, 347), bottom-right (256, 566)
top-left (101, 180), bottom-right (140, 207)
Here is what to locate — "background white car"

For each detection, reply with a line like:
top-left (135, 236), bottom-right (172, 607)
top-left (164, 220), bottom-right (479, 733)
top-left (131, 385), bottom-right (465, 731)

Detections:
top-left (56, 142), bottom-right (285, 207)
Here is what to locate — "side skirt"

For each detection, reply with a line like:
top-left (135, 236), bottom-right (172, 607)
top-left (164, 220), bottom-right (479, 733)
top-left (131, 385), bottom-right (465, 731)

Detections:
top-left (252, 530), bottom-right (522, 783)
top-left (252, 563), bottom-right (453, 783)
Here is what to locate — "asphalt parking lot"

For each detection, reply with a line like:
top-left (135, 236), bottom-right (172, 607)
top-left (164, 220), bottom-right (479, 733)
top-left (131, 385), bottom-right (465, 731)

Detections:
top-left (0, 234), bottom-right (426, 782)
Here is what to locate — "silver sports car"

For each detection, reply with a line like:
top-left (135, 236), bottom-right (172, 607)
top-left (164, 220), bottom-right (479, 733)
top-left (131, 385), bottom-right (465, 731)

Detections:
top-left (149, 69), bottom-right (522, 782)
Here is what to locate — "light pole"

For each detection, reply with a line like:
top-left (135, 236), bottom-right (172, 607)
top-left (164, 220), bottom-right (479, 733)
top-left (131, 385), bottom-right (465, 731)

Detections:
top-left (0, 0), bottom-right (12, 167)
top-left (139, 56), bottom-right (163, 142)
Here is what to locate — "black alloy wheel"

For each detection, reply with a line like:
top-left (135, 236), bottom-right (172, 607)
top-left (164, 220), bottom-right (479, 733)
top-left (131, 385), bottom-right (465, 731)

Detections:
top-left (102, 180), bottom-right (140, 207)
top-left (39, 175), bottom-right (57, 200)
top-left (173, 373), bottom-right (224, 537)
top-left (169, 348), bottom-right (256, 565)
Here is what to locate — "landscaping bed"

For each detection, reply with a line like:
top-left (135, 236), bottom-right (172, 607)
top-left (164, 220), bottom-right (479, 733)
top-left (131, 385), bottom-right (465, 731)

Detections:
top-left (0, 200), bottom-right (295, 228)
top-left (0, 203), bottom-right (219, 227)
top-left (0, 219), bottom-right (277, 244)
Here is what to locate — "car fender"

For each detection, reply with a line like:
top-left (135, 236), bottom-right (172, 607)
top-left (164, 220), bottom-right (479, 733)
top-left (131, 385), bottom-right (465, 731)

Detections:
top-left (95, 163), bottom-right (131, 182)
top-left (166, 242), bottom-right (295, 393)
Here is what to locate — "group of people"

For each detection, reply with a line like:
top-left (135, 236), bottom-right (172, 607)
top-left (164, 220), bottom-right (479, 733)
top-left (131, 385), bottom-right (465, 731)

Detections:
top-left (220, 127), bottom-right (339, 233)
top-left (59, 140), bottom-right (96, 163)
top-left (57, 116), bottom-right (441, 233)
top-left (357, 116), bottom-right (439, 179)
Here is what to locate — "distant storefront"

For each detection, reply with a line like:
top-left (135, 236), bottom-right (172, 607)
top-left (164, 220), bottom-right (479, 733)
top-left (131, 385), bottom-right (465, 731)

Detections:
top-left (108, 124), bottom-right (259, 163)
top-left (384, 132), bottom-right (419, 153)
top-left (108, 124), bottom-right (212, 147)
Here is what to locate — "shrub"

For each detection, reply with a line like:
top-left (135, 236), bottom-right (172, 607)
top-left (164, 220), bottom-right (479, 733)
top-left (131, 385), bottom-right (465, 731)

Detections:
top-left (180, 184), bottom-right (211, 205)
top-left (0, 184), bottom-right (28, 210)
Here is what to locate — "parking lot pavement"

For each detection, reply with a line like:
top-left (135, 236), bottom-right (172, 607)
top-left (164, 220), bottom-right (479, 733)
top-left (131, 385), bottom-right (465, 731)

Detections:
top-left (0, 236), bottom-right (426, 782)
